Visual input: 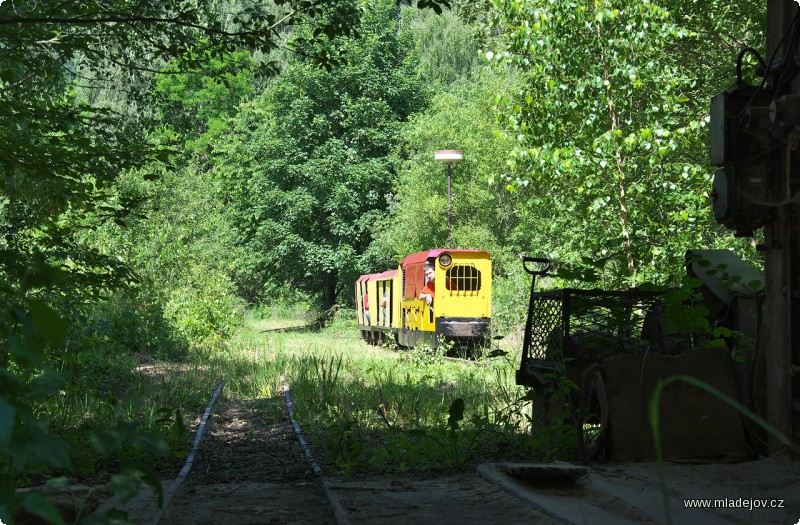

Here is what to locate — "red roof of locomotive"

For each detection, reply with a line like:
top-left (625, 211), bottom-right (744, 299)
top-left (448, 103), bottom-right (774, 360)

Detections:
top-left (356, 250), bottom-right (489, 283)
top-left (399, 249), bottom-right (490, 266)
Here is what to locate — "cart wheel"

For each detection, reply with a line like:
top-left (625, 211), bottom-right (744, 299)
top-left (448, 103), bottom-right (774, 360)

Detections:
top-left (577, 366), bottom-right (609, 462)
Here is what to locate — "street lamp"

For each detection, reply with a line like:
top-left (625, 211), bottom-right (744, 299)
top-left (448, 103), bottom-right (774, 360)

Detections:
top-left (434, 149), bottom-right (463, 247)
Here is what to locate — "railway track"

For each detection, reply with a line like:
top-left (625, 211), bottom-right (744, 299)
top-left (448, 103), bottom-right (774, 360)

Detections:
top-left (137, 378), bottom-right (338, 525)
top-left (138, 375), bottom-right (550, 525)
top-left (281, 376), bottom-right (351, 525)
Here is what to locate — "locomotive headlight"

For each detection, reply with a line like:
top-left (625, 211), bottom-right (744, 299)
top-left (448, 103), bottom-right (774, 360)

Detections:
top-left (439, 253), bottom-right (453, 268)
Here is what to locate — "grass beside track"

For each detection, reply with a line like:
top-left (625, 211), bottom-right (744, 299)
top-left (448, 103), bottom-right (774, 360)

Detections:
top-left (214, 313), bottom-right (549, 474)
top-left (29, 311), bottom-right (556, 495)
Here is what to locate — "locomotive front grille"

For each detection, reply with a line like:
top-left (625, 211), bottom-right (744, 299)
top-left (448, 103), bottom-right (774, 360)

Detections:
top-left (445, 264), bottom-right (482, 296)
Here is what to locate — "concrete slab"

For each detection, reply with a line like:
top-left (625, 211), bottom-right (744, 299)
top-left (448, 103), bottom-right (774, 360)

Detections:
top-left (478, 457), bottom-right (800, 525)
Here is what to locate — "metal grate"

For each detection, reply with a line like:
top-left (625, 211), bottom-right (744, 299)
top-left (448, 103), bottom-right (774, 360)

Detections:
top-left (517, 288), bottom-right (672, 387)
top-left (445, 264), bottom-right (481, 295)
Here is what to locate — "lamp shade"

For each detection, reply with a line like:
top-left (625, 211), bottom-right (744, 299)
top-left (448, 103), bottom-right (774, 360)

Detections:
top-left (434, 149), bottom-right (464, 163)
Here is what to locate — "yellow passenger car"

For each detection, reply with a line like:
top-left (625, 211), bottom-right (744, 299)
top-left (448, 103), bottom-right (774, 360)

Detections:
top-left (355, 269), bottom-right (398, 344)
top-left (356, 249), bottom-right (491, 349)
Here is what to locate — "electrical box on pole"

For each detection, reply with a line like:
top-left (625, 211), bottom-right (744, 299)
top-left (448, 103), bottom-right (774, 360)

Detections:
top-left (709, 85), bottom-right (776, 236)
top-left (711, 0), bottom-right (800, 454)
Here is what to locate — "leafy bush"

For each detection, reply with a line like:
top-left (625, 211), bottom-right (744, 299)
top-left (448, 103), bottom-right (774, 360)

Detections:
top-left (87, 290), bottom-right (179, 357)
top-left (163, 266), bottom-right (243, 347)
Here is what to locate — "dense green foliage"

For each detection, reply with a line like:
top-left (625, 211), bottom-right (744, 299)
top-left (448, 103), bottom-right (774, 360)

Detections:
top-left (484, 0), bottom-right (765, 286)
top-left (375, 69), bottom-right (520, 258)
top-left (215, 1), bottom-right (426, 308)
top-left (0, 0), bottom-right (772, 521)
top-left (154, 51), bottom-right (257, 152)
top-left (0, 0), bottom-right (447, 522)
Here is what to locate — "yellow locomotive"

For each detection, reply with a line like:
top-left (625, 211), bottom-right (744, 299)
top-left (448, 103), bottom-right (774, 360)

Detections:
top-left (356, 249), bottom-right (492, 348)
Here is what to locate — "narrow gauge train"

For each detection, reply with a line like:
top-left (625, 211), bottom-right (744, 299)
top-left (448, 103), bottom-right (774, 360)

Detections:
top-left (355, 249), bottom-right (492, 349)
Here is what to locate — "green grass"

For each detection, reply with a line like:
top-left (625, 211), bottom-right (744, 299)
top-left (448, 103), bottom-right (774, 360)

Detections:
top-left (28, 310), bottom-right (546, 493)
top-left (240, 322), bottom-right (542, 473)
top-left (166, 311), bottom-right (545, 474)
top-left (245, 303), bottom-right (318, 332)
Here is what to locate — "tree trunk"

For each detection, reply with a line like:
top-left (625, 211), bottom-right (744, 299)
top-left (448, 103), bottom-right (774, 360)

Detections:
top-left (598, 25), bottom-right (636, 279)
top-left (322, 274), bottom-right (338, 312)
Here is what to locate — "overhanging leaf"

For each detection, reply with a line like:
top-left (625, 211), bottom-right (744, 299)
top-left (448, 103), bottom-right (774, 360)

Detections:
top-left (447, 398), bottom-right (465, 431)
top-left (23, 490), bottom-right (67, 525)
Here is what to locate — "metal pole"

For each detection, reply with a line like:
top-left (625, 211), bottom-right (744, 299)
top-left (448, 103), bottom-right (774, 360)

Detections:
top-left (435, 149), bottom-right (462, 248)
top-left (447, 163), bottom-right (452, 247)
top-left (764, 0), bottom-right (797, 454)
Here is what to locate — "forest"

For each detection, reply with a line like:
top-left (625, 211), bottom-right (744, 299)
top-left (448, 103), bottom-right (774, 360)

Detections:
top-left (0, 0), bottom-right (767, 522)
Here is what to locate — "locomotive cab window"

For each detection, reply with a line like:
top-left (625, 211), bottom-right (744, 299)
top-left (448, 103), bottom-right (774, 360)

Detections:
top-left (445, 264), bottom-right (481, 292)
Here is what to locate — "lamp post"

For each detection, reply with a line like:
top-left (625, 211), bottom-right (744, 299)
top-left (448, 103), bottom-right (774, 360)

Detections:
top-left (434, 149), bottom-right (463, 247)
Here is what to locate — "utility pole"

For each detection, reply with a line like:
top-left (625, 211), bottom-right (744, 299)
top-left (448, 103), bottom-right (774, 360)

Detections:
top-left (711, 2), bottom-right (799, 454)
top-left (764, 0), bottom-right (798, 453)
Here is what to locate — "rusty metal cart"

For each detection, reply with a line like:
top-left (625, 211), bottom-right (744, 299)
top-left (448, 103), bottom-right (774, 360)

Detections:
top-left (515, 257), bottom-right (665, 460)
top-left (515, 256), bottom-right (749, 462)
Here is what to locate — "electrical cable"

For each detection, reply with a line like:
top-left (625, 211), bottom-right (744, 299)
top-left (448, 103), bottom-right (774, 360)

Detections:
top-left (772, 7), bottom-right (800, 95)
top-left (740, 131), bottom-right (800, 207)
top-left (726, 141), bottom-right (783, 165)
top-left (734, 8), bottom-right (800, 119)
top-left (737, 47), bottom-right (767, 87)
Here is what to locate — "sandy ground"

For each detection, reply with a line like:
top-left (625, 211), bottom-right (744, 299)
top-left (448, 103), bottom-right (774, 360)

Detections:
top-left (88, 398), bottom-right (800, 525)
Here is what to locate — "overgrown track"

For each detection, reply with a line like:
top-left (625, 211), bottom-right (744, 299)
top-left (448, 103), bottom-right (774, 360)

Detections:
top-left (157, 390), bottom-right (338, 524)
top-left (259, 322), bottom-right (318, 334)
top-left (150, 375), bottom-right (550, 525)
top-left (150, 376), bottom-right (349, 524)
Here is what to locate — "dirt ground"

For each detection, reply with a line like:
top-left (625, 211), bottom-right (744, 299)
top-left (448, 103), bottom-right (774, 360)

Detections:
top-left (89, 397), bottom-right (800, 525)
